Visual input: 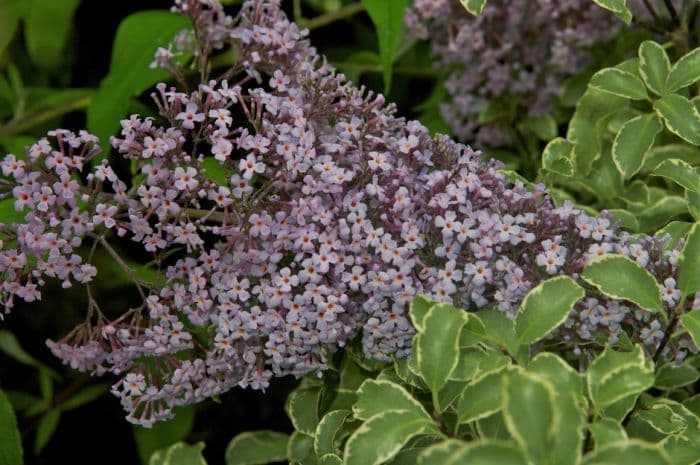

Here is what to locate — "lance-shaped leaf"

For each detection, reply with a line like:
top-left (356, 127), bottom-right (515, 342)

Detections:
top-left (581, 255), bottom-right (664, 313)
top-left (589, 68), bottom-right (648, 100)
top-left (344, 410), bottom-right (438, 465)
top-left (654, 94), bottom-right (700, 145)
top-left (353, 380), bottom-right (430, 421)
top-left (666, 47), bottom-right (700, 92)
top-left (639, 40), bottom-right (671, 96)
top-left (0, 390), bottom-right (22, 465)
top-left (150, 442), bottom-right (208, 465)
top-left (225, 431), bottom-right (289, 465)
top-left (415, 303), bottom-right (469, 393)
top-left (587, 346), bottom-right (654, 410)
top-left (514, 276), bottom-right (584, 345)
top-left (361, 0), bottom-right (409, 94)
top-left (678, 223), bottom-right (700, 298)
top-left (592, 0), bottom-right (632, 24)
top-left (612, 113), bottom-right (662, 179)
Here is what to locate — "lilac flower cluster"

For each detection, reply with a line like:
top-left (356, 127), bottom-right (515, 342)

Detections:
top-left (404, 0), bottom-right (621, 146)
top-left (1, 0), bottom-right (697, 426)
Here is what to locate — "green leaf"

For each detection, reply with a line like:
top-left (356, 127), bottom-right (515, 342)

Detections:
top-left (612, 113), bottom-right (663, 179)
top-left (0, 329), bottom-right (41, 368)
top-left (417, 440), bottom-right (462, 464)
top-left (360, 0), bottom-right (409, 94)
top-left (0, 390), bottom-right (23, 465)
top-left (582, 440), bottom-right (670, 465)
top-left (287, 432), bottom-right (314, 465)
top-left (589, 68), bottom-right (648, 100)
top-left (654, 94), bottom-right (700, 145)
top-left (34, 409), bottom-right (60, 454)
top-left (87, 11), bottom-right (191, 147)
top-left (60, 382), bottom-right (109, 411)
top-left (353, 380), bottom-right (430, 421)
top-left (285, 387), bottom-right (322, 436)
top-left (502, 370), bottom-right (557, 465)
top-left (635, 404), bottom-right (687, 435)
top-left (521, 114), bottom-right (557, 141)
top-left (445, 440), bottom-right (528, 465)
top-left (150, 442), bottom-right (207, 465)
top-left (24, 0), bottom-right (80, 70)
top-left (638, 196), bottom-right (688, 232)
top-left (651, 159), bottom-right (700, 192)
top-left (679, 223), bottom-right (700, 298)
top-left (592, 0), bottom-right (632, 24)
top-left (541, 137), bottom-right (574, 177)
top-left (641, 144), bottom-right (700, 174)
top-left (344, 410), bottom-right (437, 465)
top-left (666, 47), bottom-right (700, 92)
top-left (456, 366), bottom-right (512, 424)
top-left (478, 309), bottom-right (519, 356)
top-left (409, 295), bottom-right (433, 331)
top-left (681, 310), bottom-right (700, 350)
top-left (688, 190), bottom-right (700, 221)
top-left (134, 405), bottom-right (196, 464)
top-left (639, 41), bottom-right (671, 96)
top-left (514, 276), bottom-right (584, 345)
top-left (459, 313), bottom-right (487, 348)
top-left (587, 346), bottom-right (654, 410)
top-left (314, 410), bottom-right (350, 458)
top-left (414, 303), bottom-right (469, 393)
top-left (589, 419), bottom-right (628, 449)
top-left (201, 158), bottom-right (234, 186)
top-left (608, 209), bottom-right (639, 232)
top-left (655, 363), bottom-right (700, 390)
top-left (459, 0), bottom-right (487, 16)
top-left (320, 454), bottom-right (342, 465)
top-left (225, 431), bottom-right (289, 465)
top-left (527, 353), bottom-right (582, 397)
top-left (581, 254), bottom-right (664, 313)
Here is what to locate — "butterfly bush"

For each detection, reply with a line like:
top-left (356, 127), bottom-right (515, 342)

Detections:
top-left (0, 0), bottom-right (698, 427)
top-left (404, 0), bottom-right (622, 146)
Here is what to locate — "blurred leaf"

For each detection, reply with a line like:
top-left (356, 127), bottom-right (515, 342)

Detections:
top-left (589, 68), bottom-right (648, 100)
top-left (653, 94), bottom-right (700, 145)
top-left (0, 0), bottom-right (23, 57)
top-left (445, 440), bottom-right (528, 464)
top-left (654, 362), bottom-right (700, 390)
top-left (638, 195), bottom-right (688, 232)
top-left (24, 0), bottom-right (81, 70)
top-left (201, 158), bottom-right (234, 186)
top-left (581, 440), bottom-right (670, 465)
top-left (360, 0), bottom-right (409, 94)
top-left (666, 47), bottom-right (700, 92)
top-left (681, 310), bottom-right (700, 349)
top-left (521, 114), bottom-right (557, 140)
top-left (4, 390), bottom-right (40, 412)
top-left (608, 209), bottom-right (639, 232)
top-left (414, 303), bottom-right (469, 393)
top-left (515, 276), bottom-right (584, 345)
top-left (0, 390), bottom-right (23, 465)
top-left (87, 11), bottom-right (191, 148)
top-left (34, 409), bottom-right (60, 454)
top-left (612, 113), bottom-right (662, 179)
top-left (0, 329), bottom-right (59, 378)
top-left (134, 405), bottom-right (196, 465)
top-left (581, 255), bottom-right (664, 313)
top-left (592, 0), bottom-right (632, 24)
top-left (61, 382), bottom-right (110, 411)
top-left (38, 368), bottom-right (53, 401)
top-left (687, 190), bottom-right (700, 221)
top-left (459, 0), bottom-right (487, 16)
top-left (225, 431), bottom-right (289, 465)
top-left (150, 442), bottom-right (207, 465)
top-left (651, 159), bottom-right (700, 192)
top-left (589, 418), bottom-right (628, 449)
top-left (639, 40), bottom-right (670, 96)
top-left (287, 431), bottom-right (314, 464)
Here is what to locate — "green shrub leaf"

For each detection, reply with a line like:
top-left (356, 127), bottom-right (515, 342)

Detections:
top-left (514, 276), bottom-right (584, 345)
top-left (651, 159), bottom-right (700, 192)
top-left (285, 387), bottom-right (322, 436)
top-left (612, 113), bottom-right (662, 179)
top-left (592, 0), bottom-right (632, 24)
top-left (134, 406), bottom-right (196, 464)
top-left (314, 410), bottom-right (350, 458)
top-left (415, 303), bottom-right (469, 393)
top-left (344, 410), bottom-right (437, 465)
top-left (587, 346), bottom-right (654, 410)
top-left (542, 137), bottom-right (574, 177)
top-left (639, 40), bottom-right (671, 96)
top-left (502, 370), bottom-right (558, 465)
top-left (457, 366), bottom-right (512, 424)
top-left (225, 431), bottom-right (289, 465)
top-left (589, 419), bottom-right (628, 449)
top-left (445, 440), bottom-right (528, 465)
top-left (24, 0), bottom-right (81, 70)
top-left (581, 254), bottom-right (664, 313)
top-left (678, 223), bottom-right (700, 298)
top-left (409, 295), bottom-right (433, 331)
top-left (666, 47), bottom-right (700, 92)
top-left (34, 409), bottom-right (60, 454)
top-left (653, 94), bottom-right (700, 145)
top-left (681, 310), bottom-right (700, 349)
top-left (353, 380), bottom-right (430, 421)
top-left (150, 442), bottom-right (207, 465)
top-left (581, 440), bottom-right (670, 465)
top-left (589, 68), bottom-right (648, 100)
top-left (655, 362), bottom-right (700, 390)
